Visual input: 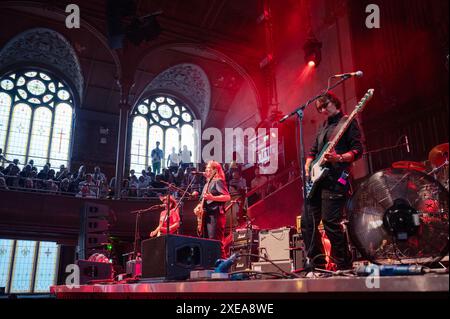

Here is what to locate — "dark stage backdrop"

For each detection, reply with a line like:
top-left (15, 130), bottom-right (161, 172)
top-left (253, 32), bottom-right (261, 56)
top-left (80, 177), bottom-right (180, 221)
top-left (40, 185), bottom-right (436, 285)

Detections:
top-left (349, 0), bottom-right (449, 174)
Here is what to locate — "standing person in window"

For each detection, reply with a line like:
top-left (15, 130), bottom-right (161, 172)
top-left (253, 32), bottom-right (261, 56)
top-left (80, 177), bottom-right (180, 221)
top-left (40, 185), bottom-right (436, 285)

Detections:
top-left (167, 147), bottom-right (181, 174)
top-left (151, 141), bottom-right (164, 175)
top-left (194, 161), bottom-right (231, 258)
top-left (180, 145), bottom-right (192, 170)
top-left (302, 91), bottom-right (363, 270)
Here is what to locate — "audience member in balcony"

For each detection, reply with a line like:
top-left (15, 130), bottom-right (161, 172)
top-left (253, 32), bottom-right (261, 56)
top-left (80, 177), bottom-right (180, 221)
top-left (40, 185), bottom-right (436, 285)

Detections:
top-left (162, 168), bottom-right (175, 184)
top-left (98, 180), bottom-right (109, 199)
top-left (228, 170), bottom-right (247, 195)
top-left (19, 164), bottom-right (32, 187)
top-left (0, 176), bottom-right (8, 190)
top-left (167, 147), bottom-right (181, 173)
top-left (37, 164), bottom-right (50, 180)
top-left (180, 145), bottom-right (192, 170)
top-left (47, 169), bottom-right (56, 180)
top-left (56, 165), bottom-right (68, 180)
top-left (5, 163), bottom-right (20, 188)
top-left (141, 170), bottom-right (151, 185)
top-left (78, 173), bottom-right (96, 194)
top-left (250, 167), bottom-right (268, 200)
top-left (47, 179), bottom-right (59, 194)
top-left (151, 174), bottom-right (166, 189)
top-left (137, 175), bottom-right (149, 197)
top-left (129, 169), bottom-right (136, 181)
top-left (174, 166), bottom-right (185, 186)
top-left (120, 179), bottom-right (129, 198)
top-left (24, 177), bottom-right (34, 190)
top-left (60, 178), bottom-right (70, 194)
top-left (226, 160), bottom-right (241, 183)
top-left (93, 166), bottom-right (107, 184)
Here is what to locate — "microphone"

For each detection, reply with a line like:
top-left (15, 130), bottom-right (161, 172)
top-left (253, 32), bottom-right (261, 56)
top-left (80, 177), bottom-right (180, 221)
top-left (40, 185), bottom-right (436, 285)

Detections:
top-left (332, 71), bottom-right (363, 78)
top-left (191, 171), bottom-right (205, 175)
top-left (405, 135), bottom-right (410, 153)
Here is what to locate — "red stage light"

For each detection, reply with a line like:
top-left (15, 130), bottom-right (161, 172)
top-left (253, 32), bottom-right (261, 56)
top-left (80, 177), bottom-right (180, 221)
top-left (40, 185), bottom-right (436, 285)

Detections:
top-left (308, 61), bottom-right (316, 67)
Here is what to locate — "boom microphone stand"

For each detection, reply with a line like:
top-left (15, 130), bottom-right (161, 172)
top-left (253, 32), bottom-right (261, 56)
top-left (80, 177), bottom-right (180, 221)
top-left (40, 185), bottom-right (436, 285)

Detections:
top-left (160, 177), bottom-right (198, 235)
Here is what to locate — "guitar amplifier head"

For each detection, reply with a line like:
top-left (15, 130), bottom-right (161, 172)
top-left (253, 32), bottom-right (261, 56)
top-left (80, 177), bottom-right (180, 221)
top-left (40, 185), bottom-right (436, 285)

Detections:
top-left (233, 228), bottom-right (259, 246)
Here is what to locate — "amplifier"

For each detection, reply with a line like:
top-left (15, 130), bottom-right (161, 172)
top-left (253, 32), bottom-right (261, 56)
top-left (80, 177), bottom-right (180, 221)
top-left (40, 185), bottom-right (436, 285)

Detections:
top-left (233, 228), bottom-right (259, 246)
top-left (292, 234), bottom-right (306, 270)
top-left (258, 227), bottom-right (296, 261)
top-left (229, 243), bottom-right (259, 271)
top-left (126, 259), bottom-right (142, 277)
top-left (75, 260), bottom-right (113, 285)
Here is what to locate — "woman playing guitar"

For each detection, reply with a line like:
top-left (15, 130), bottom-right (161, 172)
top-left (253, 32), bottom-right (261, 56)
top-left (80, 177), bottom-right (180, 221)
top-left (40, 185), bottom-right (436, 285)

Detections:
top-left (149, 194), bottom-right (180, 237)
top-left (194, 160), bottom-right (231, 258)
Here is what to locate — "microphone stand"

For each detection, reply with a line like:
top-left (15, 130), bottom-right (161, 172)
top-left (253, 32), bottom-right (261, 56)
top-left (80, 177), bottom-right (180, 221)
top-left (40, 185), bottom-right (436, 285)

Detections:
top-left (160, 177), bottom-right (199, 235)
top-left (278, 75), bottom-right (351, 270)
top-left (129, 206), bottom-right (159, 260)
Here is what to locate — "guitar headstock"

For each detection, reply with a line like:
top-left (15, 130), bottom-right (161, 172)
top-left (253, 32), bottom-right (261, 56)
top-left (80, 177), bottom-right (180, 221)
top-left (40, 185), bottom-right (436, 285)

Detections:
top-left (355, 89), bottom-right (374, 113)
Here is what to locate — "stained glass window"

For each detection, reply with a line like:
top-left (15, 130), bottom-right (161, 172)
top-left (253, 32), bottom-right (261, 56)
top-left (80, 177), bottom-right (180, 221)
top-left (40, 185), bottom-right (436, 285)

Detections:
top-left (0, 239), bottom-right (14, 291)
top-left (130, 116), bottom-right (148, 174)
top-left (34, 242), bottom-right (59, 293)
top-left (0, 239), bottom-right (59, 294)
top-left (0, 70), bottom-right (74, 169)
top-left (130, 96), bottom-right (196, 173)
top-left (10, 240), bottom-right (37, 293)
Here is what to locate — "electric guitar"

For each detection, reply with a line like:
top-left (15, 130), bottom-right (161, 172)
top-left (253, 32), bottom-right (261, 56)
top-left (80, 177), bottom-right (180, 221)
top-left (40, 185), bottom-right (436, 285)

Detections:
top-left (194, 171), bottom-right (216, 236)
top-left (306, 89), bottom-right (374, 199)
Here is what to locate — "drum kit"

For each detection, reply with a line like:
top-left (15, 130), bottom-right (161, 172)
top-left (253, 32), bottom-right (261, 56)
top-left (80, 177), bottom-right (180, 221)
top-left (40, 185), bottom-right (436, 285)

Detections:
top-left (347, 143), bottom-right (449, 264)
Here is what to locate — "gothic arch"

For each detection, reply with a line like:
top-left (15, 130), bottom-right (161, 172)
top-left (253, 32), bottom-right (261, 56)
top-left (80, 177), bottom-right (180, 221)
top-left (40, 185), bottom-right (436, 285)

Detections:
top-left (138, 63), bottom-right (211, 123)
top-left (0, 28), bottom-right (84, 105)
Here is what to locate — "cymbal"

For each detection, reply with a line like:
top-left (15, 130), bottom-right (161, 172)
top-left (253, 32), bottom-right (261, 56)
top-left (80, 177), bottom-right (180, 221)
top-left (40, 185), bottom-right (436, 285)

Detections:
top-left (392, 161), bottom-right (426, 172)
top-left (428, 143), bottom-right (449, 167)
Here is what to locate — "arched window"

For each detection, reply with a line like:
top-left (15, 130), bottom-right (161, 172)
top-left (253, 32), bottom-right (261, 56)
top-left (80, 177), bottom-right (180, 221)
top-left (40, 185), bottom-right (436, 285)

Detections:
top-left (0, 69), bottom-right (74, 169)
top-left (130, 95), bottom-right (196, 173)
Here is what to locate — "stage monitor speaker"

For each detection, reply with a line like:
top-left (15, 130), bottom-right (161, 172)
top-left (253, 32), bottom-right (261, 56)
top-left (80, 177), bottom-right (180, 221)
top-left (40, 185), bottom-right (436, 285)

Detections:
top-left (76, 260), bottom-right (113, 285)
top-left (141, 234), bottom-right (221, 280)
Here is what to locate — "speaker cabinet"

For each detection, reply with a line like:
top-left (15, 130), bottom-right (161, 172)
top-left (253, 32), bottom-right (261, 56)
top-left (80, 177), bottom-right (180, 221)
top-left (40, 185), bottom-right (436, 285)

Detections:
top-left (76, 260), bottom-right (113, 285)
top-left (141, 234), bottom-right (221, 280)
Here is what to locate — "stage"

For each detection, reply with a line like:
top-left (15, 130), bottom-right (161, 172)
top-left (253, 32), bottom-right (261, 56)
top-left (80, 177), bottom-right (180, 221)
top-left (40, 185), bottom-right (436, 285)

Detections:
top-left (50, 273), bottom-right (449, 299)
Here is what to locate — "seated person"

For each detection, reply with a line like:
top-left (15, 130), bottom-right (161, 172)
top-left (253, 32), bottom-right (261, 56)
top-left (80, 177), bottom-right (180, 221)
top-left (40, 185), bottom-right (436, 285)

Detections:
top-left (149, 194), bottom-right (180, 237)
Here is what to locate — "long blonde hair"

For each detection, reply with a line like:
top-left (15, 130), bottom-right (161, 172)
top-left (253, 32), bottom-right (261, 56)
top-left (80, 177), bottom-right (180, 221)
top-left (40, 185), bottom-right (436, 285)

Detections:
top-left (207, 160), bottom-right (227, 184)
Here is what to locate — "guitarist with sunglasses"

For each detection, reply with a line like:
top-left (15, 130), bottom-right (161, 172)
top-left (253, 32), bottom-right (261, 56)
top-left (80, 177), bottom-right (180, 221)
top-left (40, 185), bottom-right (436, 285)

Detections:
top-left (302, 91), bottom-right (363, 270)
top-left (194, 160), bottom-right (231, 258)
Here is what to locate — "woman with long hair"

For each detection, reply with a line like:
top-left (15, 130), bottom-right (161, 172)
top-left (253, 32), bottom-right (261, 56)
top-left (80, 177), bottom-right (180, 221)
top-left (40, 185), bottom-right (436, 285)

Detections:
top-left (194, 160), bottom-right (230, 258)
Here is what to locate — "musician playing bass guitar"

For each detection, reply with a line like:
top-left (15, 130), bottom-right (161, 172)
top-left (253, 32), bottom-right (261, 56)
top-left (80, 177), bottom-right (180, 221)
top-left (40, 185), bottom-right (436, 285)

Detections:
top-left (303, 91), bottom-right (363, 270)
top-left (149, 194), bottom-right (180, 237)
top-left (194, 160), bottom-right (231, 258)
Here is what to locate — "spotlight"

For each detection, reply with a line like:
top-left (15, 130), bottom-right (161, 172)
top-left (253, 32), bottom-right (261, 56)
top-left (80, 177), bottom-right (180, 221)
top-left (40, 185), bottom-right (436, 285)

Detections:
top-left (303, 35), bottom-right (322, 67)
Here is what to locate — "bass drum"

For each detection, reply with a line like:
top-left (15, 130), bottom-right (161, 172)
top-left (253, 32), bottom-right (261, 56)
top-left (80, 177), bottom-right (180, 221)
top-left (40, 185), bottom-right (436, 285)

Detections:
top-left (347, 168), bottom-right (449, 264)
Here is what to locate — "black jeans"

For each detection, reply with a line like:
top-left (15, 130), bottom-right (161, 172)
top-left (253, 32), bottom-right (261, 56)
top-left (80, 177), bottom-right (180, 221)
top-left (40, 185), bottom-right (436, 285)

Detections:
top-left (204, 210), bottom-right (226, 258)
top-left (301, 183), bottom-right (351, 269)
